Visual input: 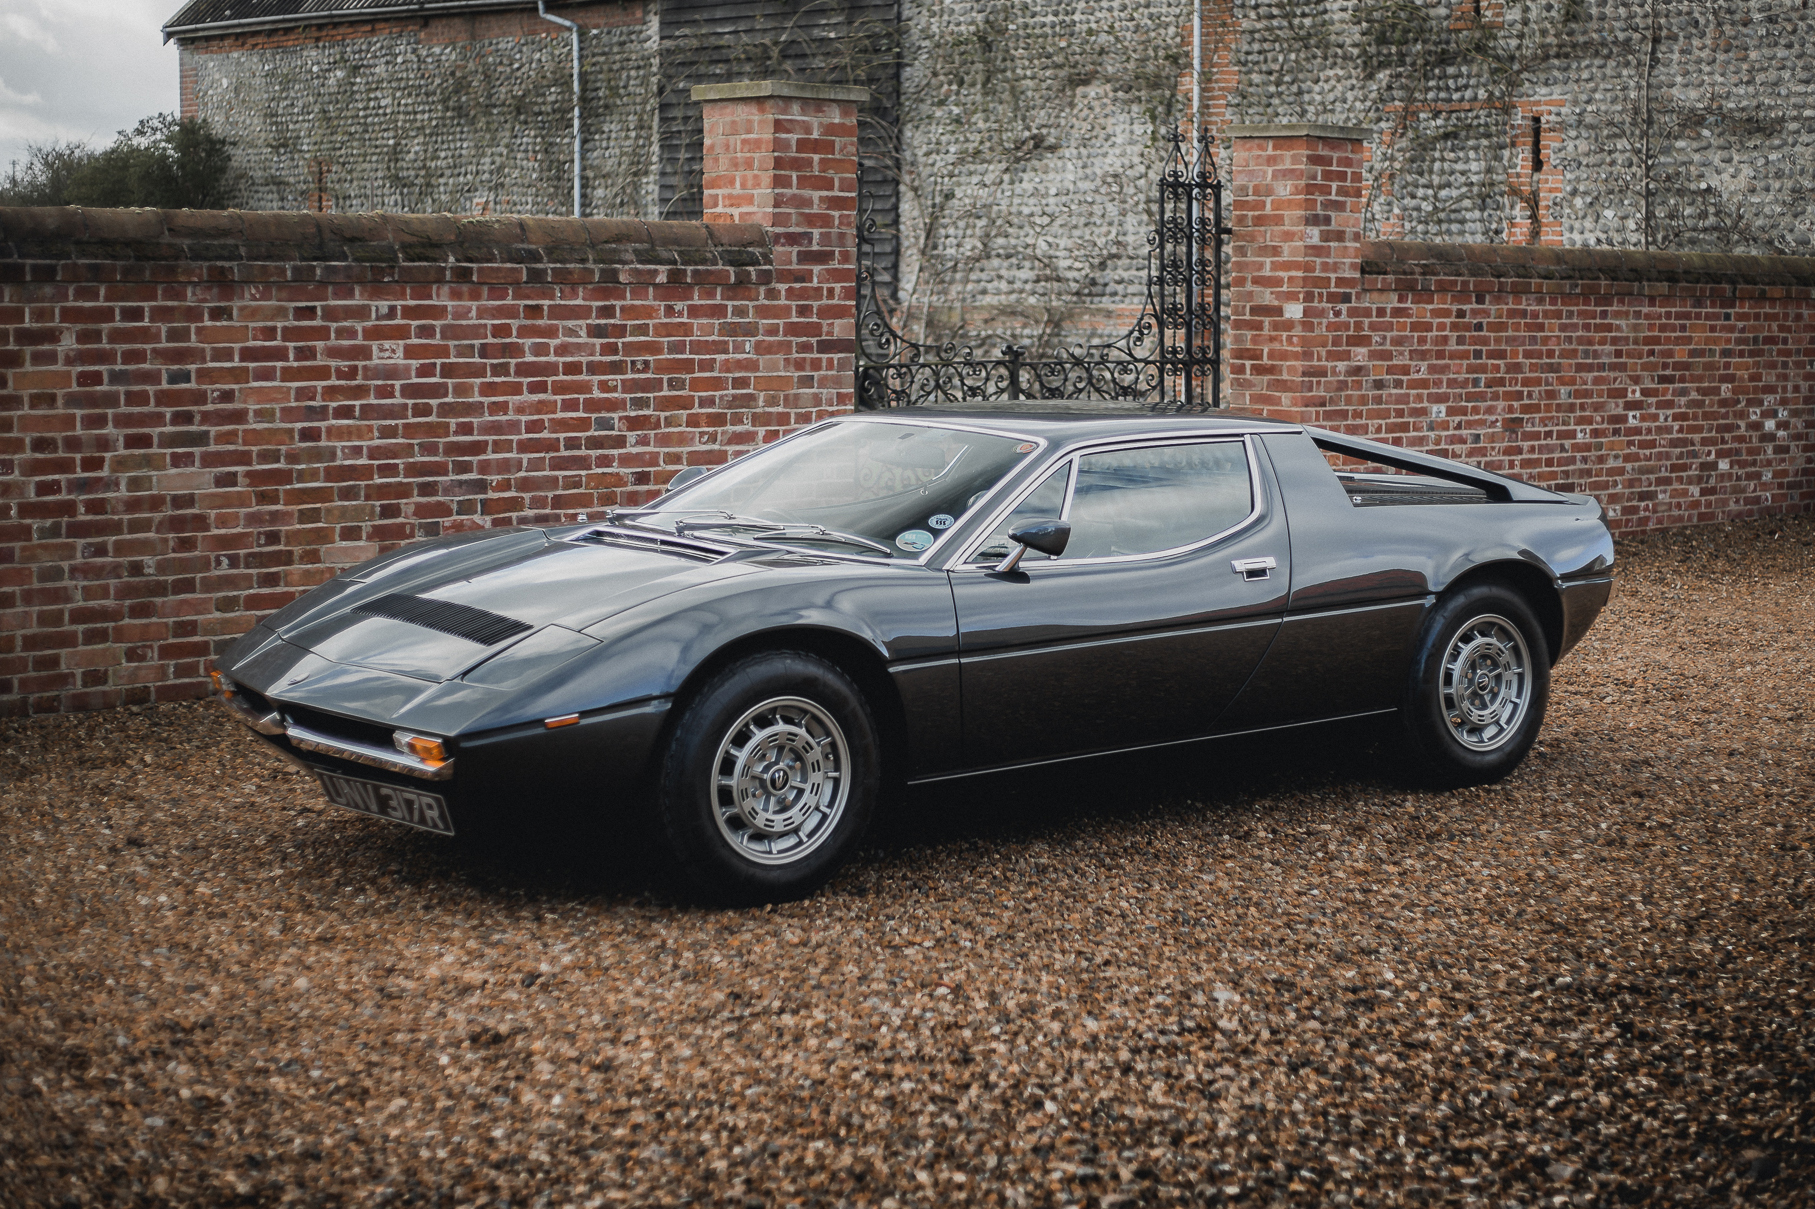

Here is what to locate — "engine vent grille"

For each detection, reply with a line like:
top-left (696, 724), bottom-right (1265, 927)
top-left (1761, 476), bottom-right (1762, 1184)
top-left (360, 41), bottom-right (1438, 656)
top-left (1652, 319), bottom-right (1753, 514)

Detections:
top-left (579, 529), bottom-right (725, 562)
top-left (351, 593), bottom-right (533, 646)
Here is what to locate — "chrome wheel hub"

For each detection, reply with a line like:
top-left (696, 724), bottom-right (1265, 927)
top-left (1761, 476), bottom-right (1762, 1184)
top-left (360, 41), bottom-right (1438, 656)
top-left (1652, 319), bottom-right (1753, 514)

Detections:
top-left (1440, 614), bottom-right (1532, 751)
top-left (713, 697), bottom-right (849, 865)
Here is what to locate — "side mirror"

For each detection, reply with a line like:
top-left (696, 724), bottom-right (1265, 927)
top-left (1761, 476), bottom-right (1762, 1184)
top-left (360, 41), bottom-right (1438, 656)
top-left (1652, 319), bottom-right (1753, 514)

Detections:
top-left (995, 519), bottom-right (1070, 573)
top-left (663, 466), bottom-right (709, 495)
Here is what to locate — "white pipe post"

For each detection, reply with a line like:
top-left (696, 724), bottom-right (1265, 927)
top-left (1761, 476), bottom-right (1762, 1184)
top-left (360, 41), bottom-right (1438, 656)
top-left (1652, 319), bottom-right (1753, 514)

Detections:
top-left (538, 1), bottom-right (582, 217)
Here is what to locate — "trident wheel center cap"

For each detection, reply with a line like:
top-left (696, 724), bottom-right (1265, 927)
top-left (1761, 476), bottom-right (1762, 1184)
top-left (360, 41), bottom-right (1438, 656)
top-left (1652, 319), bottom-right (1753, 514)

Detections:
top-left (1440, 616), bottom-right (1534, 752)
top-left (1460, 654), bottom-right (1503, 720)
top-left (729, 722), bottom-right (828, 835)
top-left (713, 696), bottom-right (854, 865)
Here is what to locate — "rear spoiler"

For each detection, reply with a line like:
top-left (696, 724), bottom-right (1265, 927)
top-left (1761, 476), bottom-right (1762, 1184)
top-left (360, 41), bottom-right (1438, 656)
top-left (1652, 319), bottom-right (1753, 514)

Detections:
top-left (1303, 428), bottom-right (1566, 504)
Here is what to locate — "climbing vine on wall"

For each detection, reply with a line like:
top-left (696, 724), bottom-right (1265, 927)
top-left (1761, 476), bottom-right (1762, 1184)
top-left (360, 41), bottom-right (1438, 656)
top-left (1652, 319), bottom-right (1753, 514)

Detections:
top-left (201, 21), bottom-right (656, 217)
top-left (886, 2), bottom-right (1195, 356)
top-left (1243, 0), bottom-right (1813, 253)
top-left (1578, 0), bottom-right (1803, 253)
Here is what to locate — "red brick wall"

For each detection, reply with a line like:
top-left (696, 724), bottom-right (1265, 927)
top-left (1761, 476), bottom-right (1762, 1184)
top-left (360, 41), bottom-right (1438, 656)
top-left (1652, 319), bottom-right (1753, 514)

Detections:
top-left (179, 54), bottom-right (198, 120)
top-left (0, 210), bottom-right (805, 716)
top-left (696, 82), bottom-right (866, 418)
top-left (1227, 124), bottom-right (1815, 532)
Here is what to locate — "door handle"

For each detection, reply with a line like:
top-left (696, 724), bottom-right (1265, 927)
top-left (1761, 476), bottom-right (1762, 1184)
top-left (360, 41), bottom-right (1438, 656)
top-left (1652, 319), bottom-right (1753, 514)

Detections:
top-left (1231, 556), bottom-right (1278, 581)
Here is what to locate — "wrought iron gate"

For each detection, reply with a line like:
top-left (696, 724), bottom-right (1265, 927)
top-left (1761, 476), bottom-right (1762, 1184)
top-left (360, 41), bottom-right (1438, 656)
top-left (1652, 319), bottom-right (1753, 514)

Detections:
top-left (856, 127), bottom-right (1227, 413)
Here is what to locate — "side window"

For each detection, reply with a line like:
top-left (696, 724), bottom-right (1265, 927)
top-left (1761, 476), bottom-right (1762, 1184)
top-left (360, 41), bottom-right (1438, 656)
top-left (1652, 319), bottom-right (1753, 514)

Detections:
top-left (1062, 441), bottom-right (1252, 559)
top-left (969, 463), bottom-right (1071, 563)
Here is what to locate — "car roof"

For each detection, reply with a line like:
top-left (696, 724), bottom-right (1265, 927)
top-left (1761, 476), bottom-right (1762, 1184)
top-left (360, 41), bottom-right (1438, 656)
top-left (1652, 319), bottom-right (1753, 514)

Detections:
top-left (834, 408), bottom-right (1302, 446)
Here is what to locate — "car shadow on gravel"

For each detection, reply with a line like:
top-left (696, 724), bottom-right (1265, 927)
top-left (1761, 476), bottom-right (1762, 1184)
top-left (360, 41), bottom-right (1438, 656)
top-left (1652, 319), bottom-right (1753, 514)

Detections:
top-left (315, 714), bottom-right (1412, 908)
top-left (305, 811), bottom-right (665, 904)
top-left (874, 712), bottom-right (1407, 854)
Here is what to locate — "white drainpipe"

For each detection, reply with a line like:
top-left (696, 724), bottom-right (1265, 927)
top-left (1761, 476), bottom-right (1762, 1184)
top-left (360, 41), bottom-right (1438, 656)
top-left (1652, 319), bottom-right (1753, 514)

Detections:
top-left (538, 1), bottom-right (582, 217)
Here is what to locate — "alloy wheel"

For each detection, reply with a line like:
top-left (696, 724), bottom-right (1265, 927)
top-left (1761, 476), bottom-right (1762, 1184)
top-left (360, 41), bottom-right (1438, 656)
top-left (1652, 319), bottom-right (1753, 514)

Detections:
top-left (711, 696), bottom-right (851, 865)
top-left (1439, 614), bottom-right (1533, 751)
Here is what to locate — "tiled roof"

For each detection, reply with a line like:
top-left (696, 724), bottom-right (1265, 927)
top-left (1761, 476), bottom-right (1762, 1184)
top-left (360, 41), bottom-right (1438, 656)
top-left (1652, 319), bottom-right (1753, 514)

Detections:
top-left (163, 1), bottom-right (541, 38)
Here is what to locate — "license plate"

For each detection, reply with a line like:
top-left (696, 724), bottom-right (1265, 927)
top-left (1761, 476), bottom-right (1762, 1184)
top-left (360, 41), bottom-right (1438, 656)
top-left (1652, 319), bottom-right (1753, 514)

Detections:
top-left (316, 771), bottom-right (455, 836)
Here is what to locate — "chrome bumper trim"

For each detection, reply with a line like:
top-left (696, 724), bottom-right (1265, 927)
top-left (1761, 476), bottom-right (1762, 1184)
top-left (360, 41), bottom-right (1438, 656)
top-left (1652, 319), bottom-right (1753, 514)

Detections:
top-left (218, 689), bottom-right (285, 736)
top-left (286, 722), bottom-right (456, 782)
top-left (217, 686), bottom-right (454, 782)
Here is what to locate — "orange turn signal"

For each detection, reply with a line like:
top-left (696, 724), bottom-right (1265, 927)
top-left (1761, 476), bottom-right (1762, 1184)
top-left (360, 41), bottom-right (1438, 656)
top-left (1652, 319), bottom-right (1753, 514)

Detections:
top-left (393, 732), bottom-right (448, 765)
top-left (209, 670), bottom-right (233, 697)
top-left (544, 714), bottom-right (580, 729)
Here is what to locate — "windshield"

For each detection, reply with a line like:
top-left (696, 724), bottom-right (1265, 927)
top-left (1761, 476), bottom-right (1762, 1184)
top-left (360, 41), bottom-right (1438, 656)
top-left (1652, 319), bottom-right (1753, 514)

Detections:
top-left (632, 420), bottom-right (1039, 556)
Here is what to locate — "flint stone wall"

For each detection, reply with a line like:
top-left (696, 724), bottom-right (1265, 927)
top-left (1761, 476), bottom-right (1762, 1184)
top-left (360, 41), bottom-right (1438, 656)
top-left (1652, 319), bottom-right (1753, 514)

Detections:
top-left (1227, 0), bottom-right (1815, 251)
top-left (890, 0), bottom-right (1197, 343)
top-left (891, 0), bottom-right (1815, 345)
top-left (171, 2), bottom-right (1815, 350)
top-left (179, 3), bottom-right (659, 218)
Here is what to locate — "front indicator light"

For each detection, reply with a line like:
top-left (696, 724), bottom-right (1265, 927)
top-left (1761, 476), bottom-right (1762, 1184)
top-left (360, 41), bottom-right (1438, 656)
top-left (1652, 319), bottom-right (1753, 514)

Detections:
top-left (393, 731), bottom-right (448, 765)
top-left (210, 670), bottom-right (232, 697)
top-left (544, 714), bottom-right (580, 729)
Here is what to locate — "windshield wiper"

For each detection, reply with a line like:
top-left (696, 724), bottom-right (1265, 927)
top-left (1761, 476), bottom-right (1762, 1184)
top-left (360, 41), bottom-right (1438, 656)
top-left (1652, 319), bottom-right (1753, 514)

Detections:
top-left (593, 509), bottom-right (780, 538)
top-left (675, 519), bottom-right (896, 557)
top-left (754, 527), bottom-right (896, 556)
top-left (670, 512), bottom-right (792, 535)
top-left (592, 514), bottom-right (679, 536)
top-left (608, 507), bottom-right (753, 526)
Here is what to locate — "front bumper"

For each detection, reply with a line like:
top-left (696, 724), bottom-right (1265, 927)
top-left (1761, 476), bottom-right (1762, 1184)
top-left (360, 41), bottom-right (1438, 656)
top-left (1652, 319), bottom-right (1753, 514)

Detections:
top-left (218, 688), bottom-right (453, 780)
top-left (215, 681), bottom-right (674, 834)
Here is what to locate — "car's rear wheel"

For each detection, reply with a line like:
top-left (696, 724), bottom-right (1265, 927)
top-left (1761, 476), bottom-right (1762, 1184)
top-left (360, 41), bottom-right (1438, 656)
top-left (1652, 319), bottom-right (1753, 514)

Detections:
top-left (1400, 583), bottom-right (1550, 787)
top-left (654, 651), bottom-right (879, 905)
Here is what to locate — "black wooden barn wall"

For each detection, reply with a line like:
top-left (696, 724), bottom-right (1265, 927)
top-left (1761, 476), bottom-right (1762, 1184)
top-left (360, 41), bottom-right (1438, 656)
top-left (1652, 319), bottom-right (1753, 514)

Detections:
top-left (657, 0), bottom-right (899, 281)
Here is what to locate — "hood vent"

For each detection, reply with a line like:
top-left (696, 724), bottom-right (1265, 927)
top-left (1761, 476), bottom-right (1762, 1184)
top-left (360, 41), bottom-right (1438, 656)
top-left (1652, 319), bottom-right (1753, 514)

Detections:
top-left (351, 593), bottom-right (533, 646)
top-left (575, 526), bottom-right (728, 562)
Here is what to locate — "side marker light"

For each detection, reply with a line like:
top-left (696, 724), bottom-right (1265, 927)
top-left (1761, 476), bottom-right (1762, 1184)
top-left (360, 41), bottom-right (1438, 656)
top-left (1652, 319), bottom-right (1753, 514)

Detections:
top-left (544, 714), bottom-right (580, 729)
top-left (209, 670), bottom-right (233, 697)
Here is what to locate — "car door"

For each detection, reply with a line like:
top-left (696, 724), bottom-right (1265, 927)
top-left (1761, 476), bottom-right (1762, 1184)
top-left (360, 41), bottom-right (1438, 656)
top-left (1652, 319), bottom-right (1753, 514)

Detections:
top-left (947, 435), bottom-right (1290, 770)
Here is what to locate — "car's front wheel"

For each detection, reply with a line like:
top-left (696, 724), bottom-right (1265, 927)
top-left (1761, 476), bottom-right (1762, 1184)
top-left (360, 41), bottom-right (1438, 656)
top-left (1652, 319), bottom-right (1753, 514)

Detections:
top-left (1400, 583), bottom-right (1550, 787)
top-left (654, 651), bottom-right (879, 905)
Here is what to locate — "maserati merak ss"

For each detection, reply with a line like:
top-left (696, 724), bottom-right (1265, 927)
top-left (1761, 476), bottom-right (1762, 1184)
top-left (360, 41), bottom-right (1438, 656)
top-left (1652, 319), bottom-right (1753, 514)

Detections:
top-left (214, 412), bottom-right (1614, 902)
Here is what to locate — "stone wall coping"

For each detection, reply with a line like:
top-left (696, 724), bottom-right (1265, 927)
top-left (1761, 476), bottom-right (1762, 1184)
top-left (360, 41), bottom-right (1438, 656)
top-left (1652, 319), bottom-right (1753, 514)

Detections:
top-left (691, 80), bottom-right (870, 104)
top-left (1360, 238), bottom-right (1815, 287)
top-left (1226, 122), bottom-right (1374, 141)
top-left (0, 207), bottom-right (771, 267)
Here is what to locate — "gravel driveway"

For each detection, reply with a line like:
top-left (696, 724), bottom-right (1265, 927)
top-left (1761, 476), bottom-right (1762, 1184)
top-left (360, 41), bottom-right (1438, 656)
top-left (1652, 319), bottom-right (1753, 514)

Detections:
top-left (4, 514), bottom-right (1811, 1209)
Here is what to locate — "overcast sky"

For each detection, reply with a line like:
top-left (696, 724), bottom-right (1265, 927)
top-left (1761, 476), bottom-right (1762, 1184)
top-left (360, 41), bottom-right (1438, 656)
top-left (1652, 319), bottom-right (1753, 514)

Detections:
top-left (1, 0), bottom-right (180, 175)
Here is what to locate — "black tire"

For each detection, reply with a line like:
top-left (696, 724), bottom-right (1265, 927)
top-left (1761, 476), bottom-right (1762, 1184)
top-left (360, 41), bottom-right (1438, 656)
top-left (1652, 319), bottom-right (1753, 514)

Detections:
top-left (654, 651), bottom-right (880, 905)
top-left (1400, 583), bottom-right (1551, 787)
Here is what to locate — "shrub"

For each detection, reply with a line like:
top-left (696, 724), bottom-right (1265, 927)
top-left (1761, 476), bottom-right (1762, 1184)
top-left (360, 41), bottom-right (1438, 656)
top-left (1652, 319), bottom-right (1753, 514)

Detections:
top-left (0, 141), bottom-right (97, 206)
top-left (0, 114), bottom-right (231, 209)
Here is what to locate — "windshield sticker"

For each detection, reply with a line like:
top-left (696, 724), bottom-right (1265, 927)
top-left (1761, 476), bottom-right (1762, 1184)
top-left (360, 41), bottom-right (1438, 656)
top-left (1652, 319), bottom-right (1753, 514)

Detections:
top-left (895, 529), bottom-right (935, 553)
top-left (927, 514), bottom-right (955, 530)
top-left (1016, 442), bottom-right (1037, 453)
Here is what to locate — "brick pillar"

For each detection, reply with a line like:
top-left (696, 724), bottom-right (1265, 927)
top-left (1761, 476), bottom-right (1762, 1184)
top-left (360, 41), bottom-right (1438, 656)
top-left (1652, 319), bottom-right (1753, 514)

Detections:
top-left (694, 80), bottom-right (868, 418)
top-left (1225, 122), bottom-right (1369, 426)
top-left (179, 50), bottom-right (199, 119)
